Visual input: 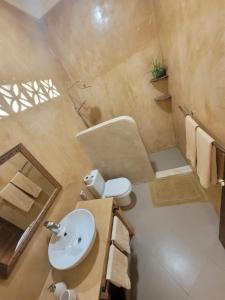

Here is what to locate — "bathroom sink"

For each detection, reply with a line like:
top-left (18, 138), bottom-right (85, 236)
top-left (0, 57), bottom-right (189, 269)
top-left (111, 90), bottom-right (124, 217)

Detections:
top-left (48, 209), bottom-right (96, 270)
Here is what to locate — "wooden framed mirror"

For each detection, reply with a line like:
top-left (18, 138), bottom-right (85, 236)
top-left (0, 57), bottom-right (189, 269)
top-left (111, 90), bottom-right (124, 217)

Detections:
top-left (0, 143), bottom-right (62, 278)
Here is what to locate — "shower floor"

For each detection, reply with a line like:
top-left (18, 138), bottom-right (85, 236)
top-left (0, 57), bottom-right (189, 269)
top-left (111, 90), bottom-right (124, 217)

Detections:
top-left (149, 147), bottom-right (191, 179)
top-left (150, 147), bottom-right (188, 172)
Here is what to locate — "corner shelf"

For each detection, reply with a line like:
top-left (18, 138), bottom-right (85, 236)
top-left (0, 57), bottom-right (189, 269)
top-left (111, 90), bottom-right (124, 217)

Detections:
top-left (154, 94), bottom-right (171, 101)
top-left (151, 75), bottom-right (168, 83)
top-left (150, 74), bottom-right (171, 101)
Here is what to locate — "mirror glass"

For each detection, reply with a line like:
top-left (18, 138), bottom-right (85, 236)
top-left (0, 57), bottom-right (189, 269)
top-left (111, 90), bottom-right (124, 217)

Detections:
top-left (0, 144), bottom-right (61, 278)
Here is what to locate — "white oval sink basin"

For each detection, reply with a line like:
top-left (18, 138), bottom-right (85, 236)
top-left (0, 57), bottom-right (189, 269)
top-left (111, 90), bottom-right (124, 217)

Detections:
top-left (48, 209), bottom-right (96, 270)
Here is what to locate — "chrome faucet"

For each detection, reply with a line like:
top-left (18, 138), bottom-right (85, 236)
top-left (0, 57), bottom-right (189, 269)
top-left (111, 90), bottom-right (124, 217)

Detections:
top-left (44, 221), bottom-right (61, 235)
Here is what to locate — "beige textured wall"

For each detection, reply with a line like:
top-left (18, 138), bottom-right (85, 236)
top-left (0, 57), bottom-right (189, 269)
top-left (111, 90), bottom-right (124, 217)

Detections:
top-left (0, 2), bottom-right (91, 300)
top-left (0, 1), bottom-right (173, 299)
top-left (76, 116), bottom-right (154, 183)
top-left (43, 0), bottom-right (175, 153)
top-left (2, 0), bottom-right (223, 298)
top-left (153, 0), bottom-right (225, 213)
top-left (0, 3), bottom-right (90, 186)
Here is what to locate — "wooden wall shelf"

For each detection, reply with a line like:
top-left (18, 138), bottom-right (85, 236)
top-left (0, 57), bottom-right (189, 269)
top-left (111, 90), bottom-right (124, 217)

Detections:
top-left (154, 94), bottom-right (171, 101)
top-left (151, 75), bottom-right (168, 83)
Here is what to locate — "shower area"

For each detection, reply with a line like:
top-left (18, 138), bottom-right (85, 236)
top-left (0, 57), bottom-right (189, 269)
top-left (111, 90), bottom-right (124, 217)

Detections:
top-left (68, 67), bottom-right (221, 213)
top-left (70, 73), bottom-right (212, 210)
top-left (150, 147), bottom-right (190, 178)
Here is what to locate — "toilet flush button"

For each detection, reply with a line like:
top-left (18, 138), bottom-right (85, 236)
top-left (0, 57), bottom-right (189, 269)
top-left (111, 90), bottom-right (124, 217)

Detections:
top-left (84, 175), bottom-right (92, 185)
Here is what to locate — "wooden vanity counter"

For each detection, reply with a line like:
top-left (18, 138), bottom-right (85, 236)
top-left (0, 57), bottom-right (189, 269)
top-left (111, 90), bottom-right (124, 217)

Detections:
top-left (38, 198), bottom-right (114, 300)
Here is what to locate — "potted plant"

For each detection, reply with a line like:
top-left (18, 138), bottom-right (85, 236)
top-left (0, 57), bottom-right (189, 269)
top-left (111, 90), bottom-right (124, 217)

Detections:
top-left (151, 59), bottom-right (167, 79)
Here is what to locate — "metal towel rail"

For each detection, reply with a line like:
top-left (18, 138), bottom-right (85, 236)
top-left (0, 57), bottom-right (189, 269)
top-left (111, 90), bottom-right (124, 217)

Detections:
top-left (178, 104), bottom-right (225, 186)
top-left (178, 105), bottom-right (225, 154)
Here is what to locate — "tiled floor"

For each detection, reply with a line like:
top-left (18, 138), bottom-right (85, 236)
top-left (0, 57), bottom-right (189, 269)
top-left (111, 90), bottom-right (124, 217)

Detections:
top-left (124, 183), bottom-right (225, 300)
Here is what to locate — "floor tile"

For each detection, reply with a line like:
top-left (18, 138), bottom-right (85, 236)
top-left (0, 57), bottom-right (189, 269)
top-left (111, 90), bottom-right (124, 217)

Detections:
top-left (170, 204), bottom-right (218, 253)
top-left (152, 232), bottom-right (209, 293)
top-left (124, 183), bottom-right (224, 299)
top-left (208, 240), bottom-right (225, 271)
top-left (189, 260), bottom-right (225, 300)
top-left (130, 241), bottom-right (188, 300)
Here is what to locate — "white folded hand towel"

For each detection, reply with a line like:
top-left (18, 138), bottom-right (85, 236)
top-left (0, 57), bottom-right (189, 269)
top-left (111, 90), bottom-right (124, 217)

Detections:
top-left (111, 216), bottom-right (130, 254)
top-left (106, 244), bottom-right (131, 290)
top-left (11, 172), bottom-right (42, 198)
top-left (0, 183), bottom-right (34, 212)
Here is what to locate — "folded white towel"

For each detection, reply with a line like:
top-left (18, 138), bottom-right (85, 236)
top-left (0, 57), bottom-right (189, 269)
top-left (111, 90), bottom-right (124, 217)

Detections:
top-left (11, 172), bottom-right (42, 198)
top-left (0, 183), bottom-right (34, 212)
top-left (185, 115), bottom-right (198, 168)
top-left (196, 127), bottom-right (217, 188)
top-left (112, 216), bottom-right (130, 254)
top-left (106, 244), bottom-right (131, 290)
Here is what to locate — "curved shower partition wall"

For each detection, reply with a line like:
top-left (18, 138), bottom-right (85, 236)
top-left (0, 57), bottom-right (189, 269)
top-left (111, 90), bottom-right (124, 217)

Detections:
top-left (76, 116), bottom-right (154, 183)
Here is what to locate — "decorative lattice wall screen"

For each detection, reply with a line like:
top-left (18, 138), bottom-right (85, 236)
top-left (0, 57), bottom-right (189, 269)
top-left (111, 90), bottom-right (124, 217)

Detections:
top-left (0, 79), bottom-right (60, 119)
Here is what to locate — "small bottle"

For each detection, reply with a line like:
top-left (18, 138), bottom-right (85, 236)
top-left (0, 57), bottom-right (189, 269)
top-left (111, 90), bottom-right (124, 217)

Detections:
top-left (80, 190), bottom-right (88, 200)
top-left (60, 289), bottom-right (77, 300)
top-left (48, 282), bottom-right (67, 299)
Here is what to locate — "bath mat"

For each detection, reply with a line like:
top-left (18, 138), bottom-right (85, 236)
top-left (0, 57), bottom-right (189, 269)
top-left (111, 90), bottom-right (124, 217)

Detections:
top-left (149, 173), bottom-right (208, 207)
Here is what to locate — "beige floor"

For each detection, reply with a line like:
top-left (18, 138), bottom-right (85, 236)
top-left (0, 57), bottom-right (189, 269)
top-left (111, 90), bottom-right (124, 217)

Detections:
top-left (124, 183), bottom-right (225, 300)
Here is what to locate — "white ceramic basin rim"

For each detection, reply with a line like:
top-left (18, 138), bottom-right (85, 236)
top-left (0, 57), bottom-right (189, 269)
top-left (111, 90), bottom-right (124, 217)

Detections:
top-left (48, 208), bottom-right (96, 270)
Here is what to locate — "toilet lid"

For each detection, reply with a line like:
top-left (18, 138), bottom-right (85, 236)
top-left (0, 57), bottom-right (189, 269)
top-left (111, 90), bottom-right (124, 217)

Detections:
top-left (104, 178), bottom-right (131, 198)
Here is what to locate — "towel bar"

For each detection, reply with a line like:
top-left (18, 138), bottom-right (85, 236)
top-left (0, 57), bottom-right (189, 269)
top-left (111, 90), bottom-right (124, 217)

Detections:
top-left (178, 104), bottom-right (225, 187)
top-left (178, 105), bottom-right (225, 154)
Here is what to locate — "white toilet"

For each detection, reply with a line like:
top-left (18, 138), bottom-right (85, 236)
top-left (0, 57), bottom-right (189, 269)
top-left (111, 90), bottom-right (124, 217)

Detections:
top-left (83, 169), bottom-right (132, 207)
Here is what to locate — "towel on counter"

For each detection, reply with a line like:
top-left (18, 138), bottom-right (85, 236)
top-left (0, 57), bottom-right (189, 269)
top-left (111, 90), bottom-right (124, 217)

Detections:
top-left (10, 172), bottom-right (42, 198)
top-left (106, 244), bottom-right (131, 290)
top-left (112, 216), bottom-right (130, 254)
top-left (196, 127), bottom-right (217, 189)
top-left (0, 183), bottom-right (34, 212)
top-left (185, 115), bottom-right (199, 168)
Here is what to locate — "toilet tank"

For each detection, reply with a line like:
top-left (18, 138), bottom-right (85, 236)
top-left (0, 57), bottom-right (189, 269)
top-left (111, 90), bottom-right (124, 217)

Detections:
top-left (84, 169), bottom-right (105, 198)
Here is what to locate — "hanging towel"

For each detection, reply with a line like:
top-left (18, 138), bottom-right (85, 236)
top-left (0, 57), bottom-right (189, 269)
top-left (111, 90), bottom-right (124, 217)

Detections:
top-left (217, 150), bottom-right (225, 181)
top-left (196, 127), bottom-right (217, 188)
top-left (0, 183), bottom-right (34, 212)
top-left (185, 115), bottom-right (198, 168)
top-left (111, 216), bottom-right (130, 254)
top-left (106, 244), bottom-right (131, 290)
top-left (11, 172), bottom-right (42, 198)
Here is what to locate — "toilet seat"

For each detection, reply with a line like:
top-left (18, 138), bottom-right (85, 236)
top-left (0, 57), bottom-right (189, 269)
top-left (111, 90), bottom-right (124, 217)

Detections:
top-left (103, 178), bottom-right (132, 198)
